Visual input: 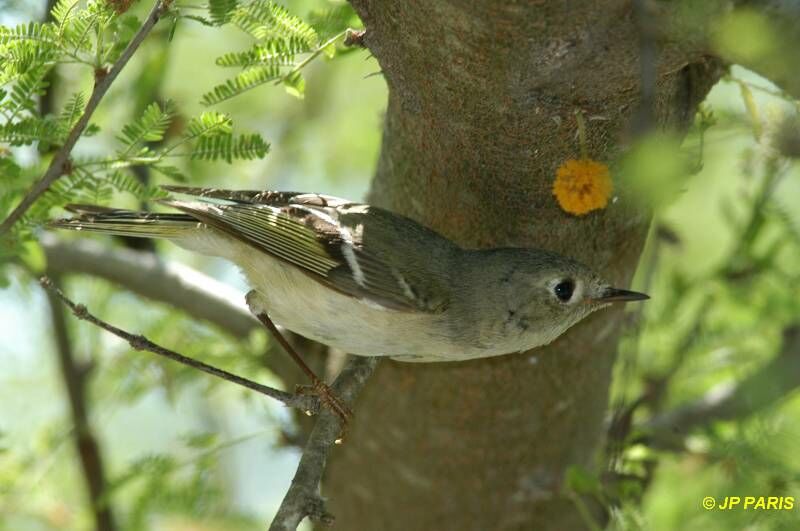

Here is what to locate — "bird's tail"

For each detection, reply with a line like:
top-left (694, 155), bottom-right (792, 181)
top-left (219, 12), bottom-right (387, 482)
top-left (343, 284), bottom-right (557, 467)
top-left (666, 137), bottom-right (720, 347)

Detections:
top-left (49, 204), bottom-right (198, 240)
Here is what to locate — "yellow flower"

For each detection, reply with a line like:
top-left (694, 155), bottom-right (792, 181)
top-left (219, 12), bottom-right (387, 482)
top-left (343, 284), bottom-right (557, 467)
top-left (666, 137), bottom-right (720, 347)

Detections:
top-left (553, 158), bottom-right (612, 216)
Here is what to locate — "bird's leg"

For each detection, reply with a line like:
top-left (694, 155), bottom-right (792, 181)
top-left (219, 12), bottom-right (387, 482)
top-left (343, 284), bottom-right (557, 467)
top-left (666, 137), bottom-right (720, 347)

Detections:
top-left (254, 311), bottom-right (353, 423)
top-left (245, 291), bottom-right (352, 426)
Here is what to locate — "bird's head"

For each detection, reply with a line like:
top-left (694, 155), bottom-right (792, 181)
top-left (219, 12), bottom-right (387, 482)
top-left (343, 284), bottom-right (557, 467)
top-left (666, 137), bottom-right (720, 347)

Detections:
top-left (480, 248), bottom-right (649, 349)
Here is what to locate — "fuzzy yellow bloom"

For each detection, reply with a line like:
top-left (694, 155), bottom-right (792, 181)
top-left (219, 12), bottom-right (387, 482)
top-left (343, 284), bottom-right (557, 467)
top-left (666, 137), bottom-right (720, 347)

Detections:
top-left (553, 159), bottom-right (612, 216)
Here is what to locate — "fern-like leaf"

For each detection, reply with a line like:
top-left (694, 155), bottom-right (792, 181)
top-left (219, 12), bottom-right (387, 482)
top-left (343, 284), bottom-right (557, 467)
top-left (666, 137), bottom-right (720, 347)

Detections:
top-left (231, 0), bottom-right (318, 47)
top-left (151, 164), bottom-right (187, 181)
top-left (231, 133), bottom-right (269, 159)
top-left (262, 1), bottom-right (318, 48)
top-left (58, 2), bottom-right (116, 55)
top-left (209, 0), bottom-right (239, 25)
top-left (183, 112), bottom-right (233, 139)
top-left (29, 169), bottom-right (97, 221)
top-left (308, 4), bottom-right (358, 40)
top-left (214, 38), bottom-right (303, 68)
top-left (0, 117), bottom-right (60, 146)
top-left (201, 65), bottom-right (281, 106)
top-left (107, 171), bottom-right (170, 200)
top-left (0, 23), bottom-right (60, 80)
top-left (116, 101), bottom-right (175, 153)
top-left (190, 132), bottom-right (269, 162)
top-left (191, 134), bottom-right (233, 162)
top-left (1, 64), bottom-right (50, 119)
top-left (57, 91), bottom-right (85, 140)
top-left (51, 0), bottom-right (80, 28)
top-left (0, 22), bottom-right (58, 47)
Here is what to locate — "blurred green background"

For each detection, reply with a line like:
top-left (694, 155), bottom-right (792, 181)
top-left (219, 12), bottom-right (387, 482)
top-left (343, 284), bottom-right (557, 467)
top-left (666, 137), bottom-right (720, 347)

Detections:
top-left (1, 1), bottom-right (383, 529)
top-left (1, 1), bottom-right (800, 530)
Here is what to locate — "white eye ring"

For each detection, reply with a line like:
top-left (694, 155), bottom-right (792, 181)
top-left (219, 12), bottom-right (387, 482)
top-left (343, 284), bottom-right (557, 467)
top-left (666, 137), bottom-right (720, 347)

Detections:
top-left (548, 278), bottom-right (583, 304)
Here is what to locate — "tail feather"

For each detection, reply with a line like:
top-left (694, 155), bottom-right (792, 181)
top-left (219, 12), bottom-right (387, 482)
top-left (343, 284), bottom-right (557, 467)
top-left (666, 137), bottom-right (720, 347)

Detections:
top-left (50, 205), bottom-right (198, 240)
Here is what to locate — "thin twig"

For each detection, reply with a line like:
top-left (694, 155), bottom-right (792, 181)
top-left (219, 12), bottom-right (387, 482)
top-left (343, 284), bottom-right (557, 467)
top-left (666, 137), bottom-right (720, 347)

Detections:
top-left (45, 274), bottom-right (117, 531)
top-left (39, 276), bottom-right (319, 413)
top-left (41, 234), bottom-right (258, 337)
top-left (269, 356), bottom-right (378, 531)
top-left (41, 235), bottom-right (317, 396)
top-left (0, 0), bottom-right (171, 235)
top-left (274, 30), bottom-right (347, 86)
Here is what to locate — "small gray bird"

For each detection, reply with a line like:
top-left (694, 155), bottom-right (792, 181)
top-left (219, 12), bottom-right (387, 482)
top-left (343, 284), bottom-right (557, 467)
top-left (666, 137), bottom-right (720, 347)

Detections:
top-left (51, 186), bottom-right (648, 363)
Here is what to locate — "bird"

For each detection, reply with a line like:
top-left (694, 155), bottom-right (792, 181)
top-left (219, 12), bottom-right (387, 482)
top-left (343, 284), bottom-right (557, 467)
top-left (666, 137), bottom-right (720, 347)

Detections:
top-left (51, 185), bottom-right (649, 364)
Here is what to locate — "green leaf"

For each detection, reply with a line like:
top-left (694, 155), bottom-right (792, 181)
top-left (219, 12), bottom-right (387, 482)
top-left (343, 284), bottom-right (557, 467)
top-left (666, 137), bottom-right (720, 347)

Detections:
top-left (168, 15), bottom-right (178, 42)
top-left (107, 171), bottom-right (169, 200)
top-left (282, 71), bottom-right (304, 99)
top-left (200, 65), bottom-right (281, 106)
top-left (191, 134), bottom-right (233, 162)
top-left (214, 38), bottom-right (304, 68)
top-left (322, 41), bottom-right (336, 59)
top-left (116, 101), bottom-right (175, 151)
top-left (57, 91), bottom-right (85, 139)
top-left (209, 0), bottom-right (239, 25)
top-left (28, 169), bottom-right (100, 221)
top-left (58, 2), bottom-right (116, 55)
top-left (0, 33), bottom-right (60, 79)
top-left (307, 4), bottom-right (359, 40)
top-left (0, 22), bottom-right (58, 47)
top-left (231, 0), bottom-right (318, 47)
top-left (51, 0), bottom-right (80, 27)
top-left (231, 133), bottom-right (269, 159)
top-left (103, 13), bottom-right (143, 68)
top-left (184, 111), bottom-right (233, 139)
top-left (190, 133), bottom-right (269, 163)
top-left (0, 116), bottom-right (61, 146)
top-left (151, 164), bottom-right (186, 181)
top-left (0, 63), bottom-right (50, 117)
top-left (83, 123), bottom-right (101, 136)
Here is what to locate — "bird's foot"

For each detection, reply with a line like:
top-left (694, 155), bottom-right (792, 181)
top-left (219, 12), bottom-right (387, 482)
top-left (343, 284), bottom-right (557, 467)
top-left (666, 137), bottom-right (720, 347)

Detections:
top-left (297, 380), bottom-right (352, 439)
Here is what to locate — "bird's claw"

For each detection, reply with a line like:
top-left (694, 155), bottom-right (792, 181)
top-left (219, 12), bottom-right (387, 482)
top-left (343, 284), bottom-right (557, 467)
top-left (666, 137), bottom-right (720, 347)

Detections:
top-left (297, 380), bottom-right (352, 439)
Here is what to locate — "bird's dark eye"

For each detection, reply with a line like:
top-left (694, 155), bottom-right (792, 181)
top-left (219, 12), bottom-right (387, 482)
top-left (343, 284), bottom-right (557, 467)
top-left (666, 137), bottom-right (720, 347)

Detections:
top-left (554, 279), bottom-right (575, 302)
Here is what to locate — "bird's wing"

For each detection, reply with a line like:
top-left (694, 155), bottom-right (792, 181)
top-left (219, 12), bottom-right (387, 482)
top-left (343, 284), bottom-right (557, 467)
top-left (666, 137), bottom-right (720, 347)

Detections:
top-left (161, 187), bottom-right (453, 313)
top-left (161, 185), bottom-right (351, 208)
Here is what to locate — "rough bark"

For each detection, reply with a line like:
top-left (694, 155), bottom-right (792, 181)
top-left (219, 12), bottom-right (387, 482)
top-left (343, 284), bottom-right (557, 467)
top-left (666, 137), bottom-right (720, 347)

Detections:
top-left (325, 2), bottom-right (721, 529)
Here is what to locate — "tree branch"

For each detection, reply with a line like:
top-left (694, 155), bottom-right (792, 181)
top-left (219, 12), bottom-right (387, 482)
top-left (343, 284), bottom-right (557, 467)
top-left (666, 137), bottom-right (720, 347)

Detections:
top-left (45, 274), bottom-right (117, 531)
top-left (40, 276), bottom-right (320, 413)
top-left (269, 356), bottom-right (379, 531)
top-left (41, 234), bottom-right (258, 338)
top-left (642, 325), bottom-right (800, 450)
top-left (41, 233), bottom-right (334, 440)
top-left (0, 0), bottom-right (171, 234)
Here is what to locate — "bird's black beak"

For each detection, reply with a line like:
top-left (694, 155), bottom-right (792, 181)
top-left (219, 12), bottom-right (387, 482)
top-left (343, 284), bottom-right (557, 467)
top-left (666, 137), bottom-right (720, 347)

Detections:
top-left (594, 287), bottom-right (650, 303)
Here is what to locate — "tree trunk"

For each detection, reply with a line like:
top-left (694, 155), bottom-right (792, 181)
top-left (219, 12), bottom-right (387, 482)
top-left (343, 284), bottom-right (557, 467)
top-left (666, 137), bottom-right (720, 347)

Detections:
top-left (326, 2), bottom-right (720, 529)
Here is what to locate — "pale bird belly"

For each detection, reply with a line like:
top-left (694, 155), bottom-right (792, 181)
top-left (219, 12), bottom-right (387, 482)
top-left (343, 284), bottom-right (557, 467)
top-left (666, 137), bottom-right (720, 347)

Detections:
top-left (232, 243), bottom-right (463, 359)
top-left (175, 229), bottom-right (511, 361)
